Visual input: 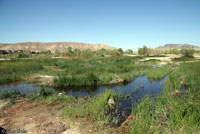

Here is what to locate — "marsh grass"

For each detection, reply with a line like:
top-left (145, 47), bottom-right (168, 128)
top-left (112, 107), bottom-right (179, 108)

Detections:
top-left (0, 59), bottom-right (43, 84)
top-left (53, 56), bottom-right (150, 87)
top-left (0, 56), bottom-right (148, 86)
top-left (63, 90), bottom-right (122, 128)
top-left (147, 65), bottom-right (173, 80)
top-left (172, 56), bottom-right (195, 62)
top-left (0, 88), bottom-right (76, 107)
top-left (130, 62), bottom-right (200, 134)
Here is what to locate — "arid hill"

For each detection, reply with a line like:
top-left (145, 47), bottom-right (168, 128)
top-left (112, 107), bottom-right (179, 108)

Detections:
top-left (0, 42), bottom-right (117, 52)
top-left (157, 44), bottom-right (200, 50)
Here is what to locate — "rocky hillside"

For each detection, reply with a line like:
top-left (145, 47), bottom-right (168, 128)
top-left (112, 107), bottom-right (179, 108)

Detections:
top-left (157, 44), bottom-right (200, 50)
top-left (0, 42), bottom-right (116, 52)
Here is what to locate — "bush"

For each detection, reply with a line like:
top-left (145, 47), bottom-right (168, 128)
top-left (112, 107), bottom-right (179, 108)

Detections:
top-left (138, 45), bottom-right (149, 56)
top-left (54, 49), bottom-right (61, 57)
top-left (181, 49), bottom-right (195, 57)
top-left (40, 50), bottom-right (52, 55)
top-left (16, 52), bottom-right (30, 58)
top-left (38, 87), bottom-right (55, 97)
top-left (63, 47), bottom-right (74, 56)
top-left (125, 49), bottom-right (133, 54)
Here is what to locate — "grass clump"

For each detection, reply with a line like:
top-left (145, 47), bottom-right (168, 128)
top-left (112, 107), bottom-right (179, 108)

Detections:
top-left (64, 90), bottom-right (122, 128)
top-left (0, 88), bottom-right (76, 106)
top-left (54, 73), bottom-right (99, 87)
top-left (172, 56), bottom-right (195, 62)
top-left (28, 88), bottom-right (76, 104)
top-left (0, 90), bottom-right (23, 99)
top-left (147, 65), bottom-right (173, 80)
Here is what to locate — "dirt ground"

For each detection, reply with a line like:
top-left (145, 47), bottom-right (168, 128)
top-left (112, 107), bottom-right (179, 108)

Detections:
top-left (0, 100), bottom-right (132, 134)
top-left (0, 100), bottom-right (92, 134)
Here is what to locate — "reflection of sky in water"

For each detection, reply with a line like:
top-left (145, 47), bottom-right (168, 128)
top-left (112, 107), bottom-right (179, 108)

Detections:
top-left (0, 83), bottom-right (43, 94)
top-left (0, 76), bottom-right (168, 102)
top-left (0, 76), bottom-right (168, 115)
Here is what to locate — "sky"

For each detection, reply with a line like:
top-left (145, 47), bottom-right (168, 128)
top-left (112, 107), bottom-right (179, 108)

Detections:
top-left (0, 0), bottom-right (200, 50)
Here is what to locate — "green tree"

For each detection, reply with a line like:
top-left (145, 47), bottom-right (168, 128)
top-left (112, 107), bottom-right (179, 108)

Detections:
top-left (138, 45), bottom-right (149, 56)
top-left (64, 46), bottom-right (74, 56)
top-left (125, 49), bottom-right (133, 54)
top-left (74, 48), bottom-right (81, 56)
top-left (54, 49), bottom-right (61, 57)
top-left (181, 49), bottom-right (195, 57)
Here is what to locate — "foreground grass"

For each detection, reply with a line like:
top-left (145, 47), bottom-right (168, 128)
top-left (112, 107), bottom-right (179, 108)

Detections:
top-left (130, 62), bottom-right (200, 134)
top-left (63, 90), bottom-right (122, 129)
top-left (0, 88), bottom-right (76, 108)
top-left (0, 88), bottom-right (122, 130)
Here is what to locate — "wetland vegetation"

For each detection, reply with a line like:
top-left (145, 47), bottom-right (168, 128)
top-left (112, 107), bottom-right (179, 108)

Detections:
top-left (0, 48), bottom-right (200, 134)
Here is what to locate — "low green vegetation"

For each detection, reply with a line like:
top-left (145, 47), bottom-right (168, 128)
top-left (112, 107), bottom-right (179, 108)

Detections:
top-left (0, 56), bottom-right (154, 87)
top-left (63, 90), bottom-right (122, 128)
top-left (55, 47), bottom-right (124, 57)
top-left (0, 59), bottom-right (43, 84)
top-left (30, 87), bottom-right (76, 104)
top-left (1, 48), bottom-right (200, 133)
top-left (172, 56), bottom-right (195, 62)
top-left (138, 46), bottom-right (197, 57)
top-left (181, 48), bottom-right (195, 57)
top-left (53, 56), bottom-right (150, 87)
top-left (130, 61), bottom-right (200, 133)
top-left (147, 65), bottom-right (173, 80)
top-left (0, 88), bottom-right (76, 107)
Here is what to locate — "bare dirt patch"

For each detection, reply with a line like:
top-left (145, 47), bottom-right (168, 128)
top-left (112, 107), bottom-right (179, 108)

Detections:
top-left (27, 75), bottom-right (56, 86)
top-left (0, 101), bottom-right (108, 134)
top-left (0, 101), bottom-right (80, 134)
top-left (0, 100), bottom-right (9, 109)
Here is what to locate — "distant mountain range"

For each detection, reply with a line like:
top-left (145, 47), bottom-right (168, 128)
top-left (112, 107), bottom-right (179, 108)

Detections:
top-left (157, 44), bottom-right (200, 50)
top-left (0, 42), bottom-right (116, 52)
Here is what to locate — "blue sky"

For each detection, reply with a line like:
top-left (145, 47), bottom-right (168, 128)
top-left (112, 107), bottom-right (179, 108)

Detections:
top-left (0, 0), bottom-right (200, 50)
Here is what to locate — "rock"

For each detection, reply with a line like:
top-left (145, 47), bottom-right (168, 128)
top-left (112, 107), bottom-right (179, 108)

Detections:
top-left (37, 121), bottom-right (69, 134)
top-left (171, 90), bottom-right (181, 97)
top-left (108, 97), bottom-right (115, 106)
top-left (58, 93), bottom-right (63, 96)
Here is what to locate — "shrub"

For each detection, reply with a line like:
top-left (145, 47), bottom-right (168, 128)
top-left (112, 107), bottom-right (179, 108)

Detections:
top-left (16, 52), bottom-right (29, 58)
top-left (125, 49), bottom-right (133, 54)
top-left (40, 50), bottom-right (52, 55)
top-left (181, 49), bottom-right (195, 57)
top-left (138, 45), bottom-right (149, 56)
top-left (63, 47), bottom-right (74, 56)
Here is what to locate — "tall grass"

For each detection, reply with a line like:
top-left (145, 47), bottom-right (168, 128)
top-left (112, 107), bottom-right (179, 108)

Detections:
top-left (130, 62), bottom-right (200, 133)
top-left (0, 59), bottom-right (43, 84)
top-left (53, 56), bottom-right (149, 86)
top-left (64, 90), bottom-right (122, 128)
top-left (146, 65), bottom-right (173, 80)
